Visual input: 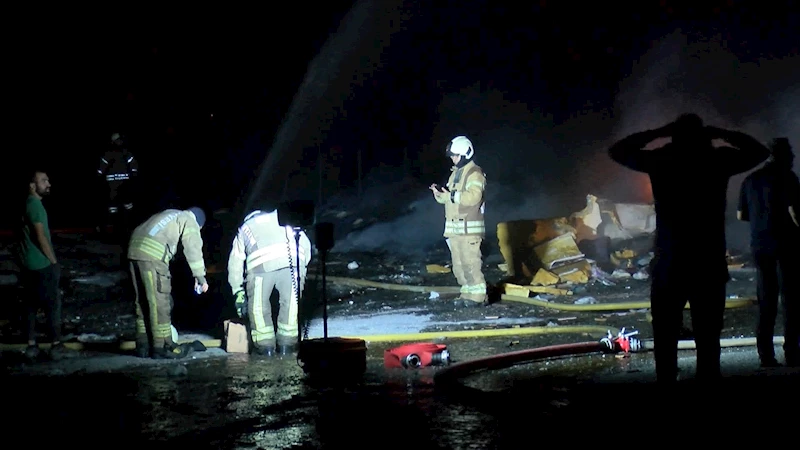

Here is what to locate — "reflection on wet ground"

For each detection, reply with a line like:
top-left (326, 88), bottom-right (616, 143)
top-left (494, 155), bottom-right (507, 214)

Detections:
top-left (1, 236), bottom-right (795, 447)
top-left (4, 335), bottom-right (798, 448)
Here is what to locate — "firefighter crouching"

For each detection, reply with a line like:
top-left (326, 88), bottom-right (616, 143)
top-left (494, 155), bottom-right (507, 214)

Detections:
top-left (429, 135), bottom-right (488, 305)
top-left (128, 207), bottom-right (208, 359)
top-left (227, 208), bottom-right (311, 357)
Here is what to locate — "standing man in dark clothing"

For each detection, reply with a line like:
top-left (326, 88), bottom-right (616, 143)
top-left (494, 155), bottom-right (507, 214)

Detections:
top-left (15, 170), bottom-right (70, 360)
top-left (737, 137), bottom-right (800, 367)
top-left (608, 114), bottom-right (770, 384)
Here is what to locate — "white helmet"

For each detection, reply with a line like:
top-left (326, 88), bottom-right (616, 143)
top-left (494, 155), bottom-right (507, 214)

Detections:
top-left (446, 136), bottom-right (474, 159)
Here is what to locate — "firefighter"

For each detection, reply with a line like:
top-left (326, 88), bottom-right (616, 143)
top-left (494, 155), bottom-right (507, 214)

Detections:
top-left (128, 207), bottom-right (208, 359)
top-left (97, 132), bottom-right (139, 244)
top-left (429, 135), bottom-right (488, 305)
top-left (227, 208), bottom-right (311, 356)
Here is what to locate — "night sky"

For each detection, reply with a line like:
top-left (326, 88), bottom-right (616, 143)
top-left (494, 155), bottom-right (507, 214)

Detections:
top-left (5, 1), bottom-right (799, 236)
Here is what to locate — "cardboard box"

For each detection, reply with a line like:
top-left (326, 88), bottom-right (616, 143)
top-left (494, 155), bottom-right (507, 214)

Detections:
top-left (224, 320), bottom-right (249, 353)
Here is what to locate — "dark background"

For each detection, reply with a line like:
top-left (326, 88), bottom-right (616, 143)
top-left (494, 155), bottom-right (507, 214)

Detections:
top-left (4, 1), bottom-right (799, 252)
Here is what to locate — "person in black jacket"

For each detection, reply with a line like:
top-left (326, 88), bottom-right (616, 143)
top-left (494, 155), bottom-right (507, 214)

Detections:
top-left (737, 137), bottom-right (800, 367)
top-left (608, 113), bottom-right (770, 384)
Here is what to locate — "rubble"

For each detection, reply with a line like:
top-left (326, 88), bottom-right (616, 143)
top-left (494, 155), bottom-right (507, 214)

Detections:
top-left (498, 193), bottom-right (659, 298)
top-left (497, 193), bottom-right (754, 302)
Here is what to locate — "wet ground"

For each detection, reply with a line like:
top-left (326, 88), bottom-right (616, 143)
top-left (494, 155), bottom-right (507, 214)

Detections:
top-left (1, 229), bottom-right (798, 447)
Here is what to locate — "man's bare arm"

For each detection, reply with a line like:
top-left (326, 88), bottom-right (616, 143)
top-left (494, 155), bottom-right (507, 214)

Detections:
top-left (608, 128), bottom-right (665, 173)
top-left (790, 206), bottom-right (799, 227)
top-left (33, 223), bottom-right (57, 264)
top-left (707, 127), bottom-right (770, 175)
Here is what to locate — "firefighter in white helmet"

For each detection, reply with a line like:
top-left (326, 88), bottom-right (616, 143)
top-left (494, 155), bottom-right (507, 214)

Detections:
top-left (227, 208), bottom-right (312, 356)
top-left (429, 136), bottom-right (488, 305)
top-left (97, 132), bottom-right (139, 245)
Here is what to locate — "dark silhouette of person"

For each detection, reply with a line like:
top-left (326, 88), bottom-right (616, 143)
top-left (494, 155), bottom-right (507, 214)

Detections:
top-left (737, 137), bottom-right (800, 367)
top-left (608, 113), bottom-right (770, 384)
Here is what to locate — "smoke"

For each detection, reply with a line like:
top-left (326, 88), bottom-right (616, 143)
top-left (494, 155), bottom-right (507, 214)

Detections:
top-left (333, 84), bottom-right (607, 255)
top-left (608, 30), bottom-right (800, 252)
top-left (334, 29), bottom-right (799, 256)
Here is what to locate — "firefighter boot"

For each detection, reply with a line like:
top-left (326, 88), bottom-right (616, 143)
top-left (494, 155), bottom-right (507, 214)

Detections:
top-left (278, 342), bottom-right (298, 357)
top-left (254, 343), bottom-right (276, 358)
top-left (152, 342), bottom-right (193, 360)
top-left (49, 342), bottom-right (73, 361)
top-left (135, 337), bottom-right (151, 358)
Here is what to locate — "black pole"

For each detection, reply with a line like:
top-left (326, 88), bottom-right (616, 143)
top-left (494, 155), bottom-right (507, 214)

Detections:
top-left (321, 247), bottom-right (328, 341)
top-left (294, 230), bottom-right (302, 345)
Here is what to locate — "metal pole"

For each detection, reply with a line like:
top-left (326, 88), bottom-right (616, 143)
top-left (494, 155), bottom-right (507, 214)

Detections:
top-left (317, 148), bottom-right (323, 206)
top-left (322, 246), bottom-right (328, 341)
top-left (295, 232), bottom-right (302, 345)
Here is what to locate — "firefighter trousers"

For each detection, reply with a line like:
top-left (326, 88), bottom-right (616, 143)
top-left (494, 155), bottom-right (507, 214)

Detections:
top-left (130, 260), bottom-right (174, 349)
top-left (446, 235), bottom-right (487, 302)
top-left (246, 267), bottom-right (301, 348)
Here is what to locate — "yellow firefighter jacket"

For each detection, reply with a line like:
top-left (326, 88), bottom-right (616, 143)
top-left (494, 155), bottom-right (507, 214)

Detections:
top-left (435, 160), bottom-right (486, 238)
top-left (227, 210), bottom-right (312, 296)
top-left (128, 209), bottom-right (207, 279)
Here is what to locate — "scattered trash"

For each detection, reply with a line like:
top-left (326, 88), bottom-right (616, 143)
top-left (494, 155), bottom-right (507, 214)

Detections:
top-left (72, 272), bottom-right (127, 288)
top-left (591, 266), bottom-right (617, 286)
top-left (610, 269), bottom-right (631, 279)
top-left (426, 264), bottom-right (451, 274)
top-left (637, 253), bottom-right (654, 266)
top-left (573, 296), bottom-right (598, 305)
top-left (633, 270), bottom-right (649, 280)
top-left (428, 291), bottom-right (440, 300)
top-left (77, 333), bottom-right (118, 343)
top-left (347, 261), bottom-right (359, 270)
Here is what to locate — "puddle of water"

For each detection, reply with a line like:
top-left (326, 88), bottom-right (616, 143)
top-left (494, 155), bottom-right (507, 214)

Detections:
top-left (305, 308), bottom-right (433, 338)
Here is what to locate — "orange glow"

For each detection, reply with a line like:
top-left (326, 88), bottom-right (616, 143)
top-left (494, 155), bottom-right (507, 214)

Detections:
top-left (637, 174), bottom-right (653, 203)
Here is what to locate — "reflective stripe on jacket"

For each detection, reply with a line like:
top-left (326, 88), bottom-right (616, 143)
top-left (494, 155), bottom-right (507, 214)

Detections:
top-left (227, 210), bottom-right (311, 295)
top-left (128, 209), bottom-right (206, 278)
top-left (436, 160), bottom-right (487, 237)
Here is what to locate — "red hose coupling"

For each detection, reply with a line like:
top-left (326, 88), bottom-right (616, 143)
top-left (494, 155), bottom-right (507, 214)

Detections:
top-left (600, 328), bottom-right (643, 353)
top-left (384, 343), bottom-right (450, 369)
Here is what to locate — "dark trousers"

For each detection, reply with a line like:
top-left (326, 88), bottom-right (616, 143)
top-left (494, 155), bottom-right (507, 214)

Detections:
top-left (650, 259), bottom-right (727, 382)
top-left (22, 264), bottom-right (62, 343)
top-left (754, 248), bottom-right (800, 362)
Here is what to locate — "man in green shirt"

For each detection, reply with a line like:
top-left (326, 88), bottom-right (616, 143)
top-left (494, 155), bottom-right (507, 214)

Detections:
top-left (17, 169), bottom-right (69, 360)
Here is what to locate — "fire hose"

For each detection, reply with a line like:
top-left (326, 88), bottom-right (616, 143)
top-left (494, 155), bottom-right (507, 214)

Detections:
top-left (434, 333), bottom-right (787, 388)
top-left (307, 275), bottom-right (755, 311)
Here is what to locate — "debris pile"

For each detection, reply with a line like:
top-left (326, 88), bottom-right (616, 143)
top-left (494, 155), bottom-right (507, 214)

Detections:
top-left (497, 194), bottom-right (657, 297)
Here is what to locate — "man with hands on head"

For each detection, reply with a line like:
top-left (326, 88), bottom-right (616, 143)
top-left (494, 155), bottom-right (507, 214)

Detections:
top-left (608, 113), bottom-right (770, 385)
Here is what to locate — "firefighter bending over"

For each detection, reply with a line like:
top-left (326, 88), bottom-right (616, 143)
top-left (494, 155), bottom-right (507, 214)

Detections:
top-left (128, 207), bottom-right (208, 359)
top-left (430, 135), bottom-right (488, 305)
top-left (97, 132), bottom-right (139, 242)
top-left (227, 208), bottom-right (311, 357)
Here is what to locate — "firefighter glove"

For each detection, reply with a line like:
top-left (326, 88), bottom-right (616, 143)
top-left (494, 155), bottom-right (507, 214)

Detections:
top-left (235, 290), bottom-right (246, 318)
